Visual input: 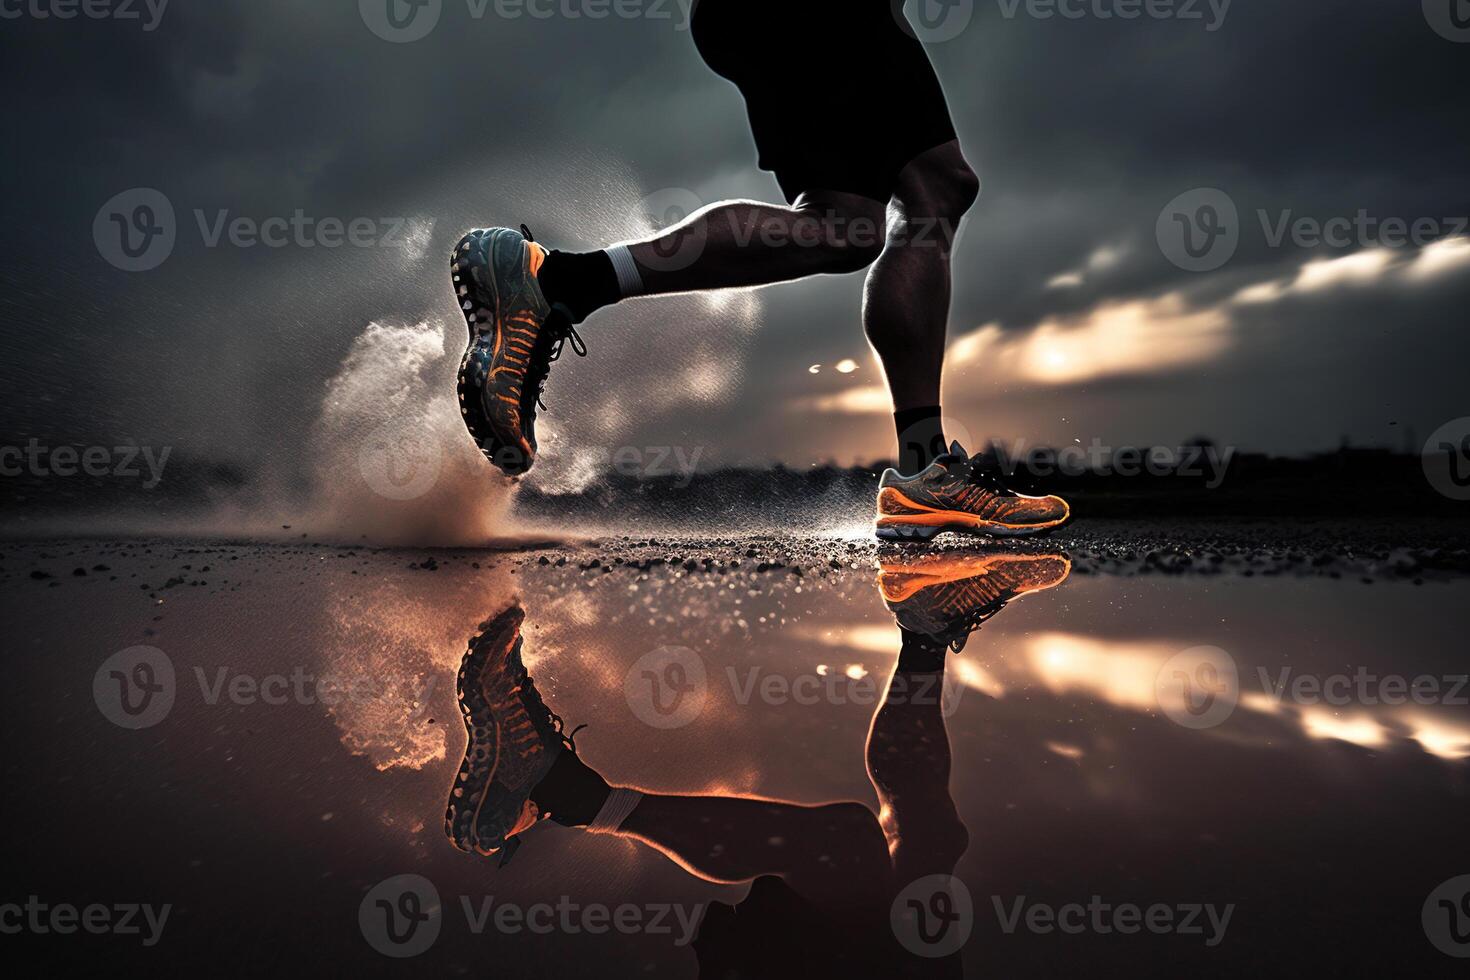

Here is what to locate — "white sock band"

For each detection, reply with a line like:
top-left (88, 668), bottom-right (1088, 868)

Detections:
top-left (586, 788), bottom-right (643, 835)
top-left (605, 245), bottom-right (645, 297)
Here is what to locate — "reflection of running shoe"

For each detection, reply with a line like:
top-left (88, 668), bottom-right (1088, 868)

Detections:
top-left (451, 226), bottom-right (586, 476)
top-left (444, 604), bottom-right (584, 865)
top-left (875, 442), bottom-right (1070, 542)
top-left (878, 552), bottom-right (1071, 652)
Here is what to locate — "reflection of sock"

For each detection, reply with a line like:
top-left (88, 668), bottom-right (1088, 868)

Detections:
top-left (539, 249), bottom-right (623, 323)
top-left (898, 627), bottom-right (948, 673)
top-left (586, 788), bottom-right (644, 835)
top-left (894, 406), bottom-right (946, 475)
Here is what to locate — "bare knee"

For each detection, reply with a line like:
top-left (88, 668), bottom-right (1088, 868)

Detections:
top-left (811, 802), bottom-right (890, 870)
top-left (792, 193), bottom-right (888, 274)
top-left (895, 146), bottom-right (980, 226)
top-left (890, 811), bottom-right (970, 879)
top-left (785, 802), bottom-right (893, 905)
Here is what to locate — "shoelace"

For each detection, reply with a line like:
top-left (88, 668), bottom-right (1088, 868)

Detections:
top-left (938, 599), bottom-right (1010, 653)
top-left (519, 224), bottom-right (587, 413)
top-left (515, 666), bottom-right (587, 753)
top-left (493, 665), bottom-right (586, 870)
top-left (958, 455), bottom-right (1017, 497)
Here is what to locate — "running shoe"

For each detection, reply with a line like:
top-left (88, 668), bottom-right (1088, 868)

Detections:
top-left (451, 226), bottom-right (585, 476)
top-left (875, 442), bottom-right (1070, 542)
top-left (878, 552), bottom-right (1071, 652)
top-left (444, 603), bottom-right (584, 865)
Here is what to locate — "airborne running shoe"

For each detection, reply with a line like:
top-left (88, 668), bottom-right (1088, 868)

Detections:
top-left (876, 442), bottom-right (1070, 542)
top-left (444, 603), bottom-right (584, 866)
top-left (451, 226), bottom-right (586, 476)
top-left (878, 552), bottom-right (1072, 652)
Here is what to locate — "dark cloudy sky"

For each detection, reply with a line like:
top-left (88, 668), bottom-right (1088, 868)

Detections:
top-left (3, 0), bottom-right (1468, 496)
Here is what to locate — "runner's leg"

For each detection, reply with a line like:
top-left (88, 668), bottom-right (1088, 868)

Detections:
top-left (863, 141), bottom-right (979, 471)
top-left (540, 191), bottom-right (887, 321)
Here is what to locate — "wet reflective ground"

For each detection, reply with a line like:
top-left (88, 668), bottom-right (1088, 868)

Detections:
top-left (3, 537), bottom-right (1468, 976)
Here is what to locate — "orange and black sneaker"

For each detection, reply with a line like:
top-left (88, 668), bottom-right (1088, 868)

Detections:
top-left (878, 552), bottom-right (1072, 652)
top-left (444, 603), bottom-right (584, 866)
top-left (451, 226), bottom-right (586, 476)
top-left (876, 442), bottom-right (1071, 542)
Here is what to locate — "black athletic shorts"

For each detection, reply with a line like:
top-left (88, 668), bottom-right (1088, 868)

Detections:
top-left (690, 0), bottom-right (958, 204)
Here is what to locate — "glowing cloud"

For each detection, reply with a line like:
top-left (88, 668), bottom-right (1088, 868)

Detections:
top-left (950, 293), bottom-right (1231, 386)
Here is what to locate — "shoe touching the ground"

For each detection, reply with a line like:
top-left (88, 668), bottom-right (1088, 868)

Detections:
top-left (451, 226), bottom-right (586, 476)
top-left (444, 603), bottom-right (585, 866)
top-left (875, 441), bottom-right (1071, 542)
top-left (878, 552), bottom-right (1072, 652)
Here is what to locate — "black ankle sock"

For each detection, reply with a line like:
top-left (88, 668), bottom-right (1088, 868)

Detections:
top-left (539, 249), bottom-right (621, 323)
top-left (897, 627), bottom-right (949, 673)
top-left (529, 748), bottom-right (611, 827)
top-left (894, 406), bottom-right (947, 474)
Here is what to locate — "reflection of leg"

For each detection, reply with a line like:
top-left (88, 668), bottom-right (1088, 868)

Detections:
top-left (617, 796), bottom-right (892, 912)
top-left (867, 629), bottom-right (970, 880)
top-left (530, 740), bottom-right (891, 909)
